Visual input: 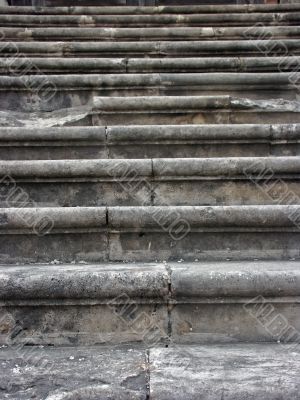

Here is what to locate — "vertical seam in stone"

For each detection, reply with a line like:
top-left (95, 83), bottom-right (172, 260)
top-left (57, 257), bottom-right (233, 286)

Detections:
top-left (145, 349), bottom-right (151, 400)
top-left (212, 27), bottom-right (217, 41)
top-left (165, 263), bottom-right (173, 344)
top-left (105, 125), bottom-right (110, 159)
top-left (269, 123), bottom-right (274, 156)
top-left (238, 56), bottom-right (244, 72)
top-left (150, 158), bottom-right (155, 206)
top-left (124, 57), bottom-right (129, 73)
top-left (106, 206), bottom-right (110, 261)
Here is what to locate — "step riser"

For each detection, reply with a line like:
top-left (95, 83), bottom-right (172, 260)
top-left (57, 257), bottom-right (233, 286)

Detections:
top-left (2, 57), bottom-right (300, 74)
top-left (3, 5), bottom-right (300, 14)
top-left (94, 112), bottom-right (300, 126)
top-left (0, 16), bottom-right (299, 28)
top-left (2, 143), bottom-right (300, 159)
top-left (1, 262), bottom-right (300, 346)
top-left (2, 108), bottom-right (298, 127)
top-left (1, 301), bottom-right (299, 345)
top-left (0, 206), bottom-right (299, 263)
top-left (2, 96), bottom-right (300, 118)
top-left (2, 40), bottom-right (299, 57)
top-left (0, 231), bottom-right (299, 264)
top-left (2, 179), bottom-right (300, 207)
top-left (1, 124), bottom-right (299, 159)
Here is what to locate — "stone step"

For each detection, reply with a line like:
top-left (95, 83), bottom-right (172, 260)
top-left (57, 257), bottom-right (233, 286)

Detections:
top-left (2, 26), bottom-right (300, 40)
top-left (2, 56), bottom-right (300, 74)
top-left (0, 205), bottom-right (299, 263)
top-left (0, 261), bottom-right (300, 345)
top-left (91, 96), bottom-right (300, 126)
top-left (2, 73), bottom-right (298, 92)
top-left (3, 4), bottom-right (300, 14)
top-left (0, 343), bottom-right (299, 400)
top-left (0, 124), bottom-right (299, 159)
top-left (2, 39), bottom-right (299, 57)
top-left (0, 157), bottom-right (299, 207)
top-left (0, 13), bottom-right (299, 28)
top-left (3, 95), bottom-right (300, 126)
top-left (150, 344), bottom-right (300, 400)
top-left (8, 0), bottom-right (270, 6)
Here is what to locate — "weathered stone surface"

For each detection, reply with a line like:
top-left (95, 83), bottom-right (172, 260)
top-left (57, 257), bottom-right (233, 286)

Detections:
top-left (0, 156), bottom-right (299, 206)
top-left (108, 205), bottom-right (300, 229)
top-left (2, 39), bottom-right (299, 58)
top-left (0, 159), bottom-right (152, 178)
top-left (0, 124), bottom-right (284, 159)
top-left (171, 302), bottom-right (300, 343)
top-left (0, 207), bottom-right (106, 231)
top-left (2, 56), bottom-right (300, 74)
top-left (2, 3), bottom-right (300, 14)
top-left (0, 205), bottom-right (299, 263)
top-left (1, 343), bottom-right (300, 399)
top-left (0, 343), bottom-right (300, 400)
top-left (0, 74), bottom-right (297, 92)
top-left (0, 263), bottom-right (169, 301)
top-left (150, 344), bottom-right (300, 399)
top-left (108, 231), bottom-right (300, 261)
top-left (1, 25), bottom-right (299, 37)
top-left (94, 95), bottom-right (300, 112)
top-left (170, 261), bottom-right (300, 298)
top-left (0, 345), bottom-right (148, 399)
top-left (1, 261), bottom-right (300, 345)
top-left (0, 303), bottom-right (168, 345)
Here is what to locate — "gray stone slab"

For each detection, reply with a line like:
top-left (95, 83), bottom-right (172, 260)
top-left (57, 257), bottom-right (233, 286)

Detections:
top-left (150, 344), bottom-right (300, 399)
top-left (0, 345), bottom-right (148, 399)
top-left (1, 24), bottom-right (299, 36)
top-left (108, 231), bottom-right (300, 262)
top-left (0, 303), bottom-right (168, 345)
top-left (170, 261), bottom-right (300, 298)
top-left (171, 302), bottom-right (300, 343)
top-left (0, 263), bottom-right (169, 301)
top-left (0, 232), bottom-right (108, 264)
top-left (1, 4), bottom-right (300, 14)
top-left (3, 39), bottom-right (299, 58)
top-left (3, 56), bottom-right (300, 74)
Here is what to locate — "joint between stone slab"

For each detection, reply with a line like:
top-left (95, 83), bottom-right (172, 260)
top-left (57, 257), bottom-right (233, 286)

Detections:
top-left (124, 57), bottom-right (129, 74)
top-left (145, 349), bottom-right (150, 400)
top-left (164, 263), bottom-right (173, 341)
top-left (104, 126), bottom-right (110, 159)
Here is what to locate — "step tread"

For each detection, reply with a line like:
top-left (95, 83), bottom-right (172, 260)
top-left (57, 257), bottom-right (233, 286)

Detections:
top-left (1, 56), bottom-right (299, 73)
top-left (2, 4), bottom-right (300, 14)
top-left (0, 205), bottom-right (299, 230)
top-left (0, 343), bottom-right (299, 400)
top-left (1, 261), bottom-right (300, 302)
top-left (0, 157), bottom-right (299, 178)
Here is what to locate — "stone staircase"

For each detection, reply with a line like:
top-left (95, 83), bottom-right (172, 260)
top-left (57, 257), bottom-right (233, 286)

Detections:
top-left (0, 2), bottom-right (300, 399)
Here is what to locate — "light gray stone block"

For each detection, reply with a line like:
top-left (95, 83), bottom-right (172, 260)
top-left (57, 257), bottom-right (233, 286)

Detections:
top-left (150, 344), bottom-right (300, 399)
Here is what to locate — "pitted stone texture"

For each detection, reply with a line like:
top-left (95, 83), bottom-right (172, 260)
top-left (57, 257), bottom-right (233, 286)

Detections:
top-left (171, 302), bottom-right (300, 343)
top-left (0, 345), bottom-right (148, 400)
top-left (150, 344), bottom-right (300, 399)
top-left (0, 303), bottom-right (168, 346)
top-left (0, 263), bottom-right (169, 301)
